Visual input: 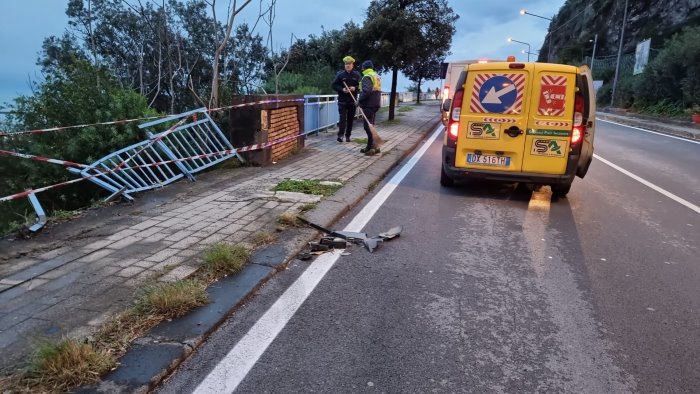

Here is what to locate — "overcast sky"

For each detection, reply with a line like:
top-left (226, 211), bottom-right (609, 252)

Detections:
top-left (0, 0), bottom-right (566, 107)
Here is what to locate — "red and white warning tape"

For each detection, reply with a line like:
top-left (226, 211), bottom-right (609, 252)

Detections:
top-left (1, 98), bottom-right (306, 138)
top-left (0, 149), bottom-right (88, 168)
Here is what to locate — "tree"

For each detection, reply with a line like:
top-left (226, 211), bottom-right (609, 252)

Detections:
top-left (403, 52), bottom-right (443, 104)
top-left (362, 0), bottom-right (457, 119)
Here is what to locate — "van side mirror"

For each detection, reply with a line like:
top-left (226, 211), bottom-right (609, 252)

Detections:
top-left (442, 99), bottom-right (452, 112)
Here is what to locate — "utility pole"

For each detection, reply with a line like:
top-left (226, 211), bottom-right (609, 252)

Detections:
top-left (611, 0), bottom-right (629, 108)
top-left (590, 34), bottom-right (598, 74)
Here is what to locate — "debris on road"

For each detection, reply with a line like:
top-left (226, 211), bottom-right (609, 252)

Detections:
top-left (297, 217), bottom-right (402, 253)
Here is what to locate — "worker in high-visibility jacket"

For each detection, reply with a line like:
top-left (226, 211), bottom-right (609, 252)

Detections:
top-left (357, 60), bottom-right (382, 155)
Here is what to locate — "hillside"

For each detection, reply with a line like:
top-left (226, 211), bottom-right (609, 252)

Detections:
top-left (541, 0), bottom-right (700, 65)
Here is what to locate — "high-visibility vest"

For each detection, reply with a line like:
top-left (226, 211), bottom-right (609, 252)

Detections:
top-left (362, 68), bottom-right (381, 92)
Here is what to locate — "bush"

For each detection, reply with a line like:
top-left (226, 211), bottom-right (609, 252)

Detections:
top-left (634, 26), bottom-right (700, 109)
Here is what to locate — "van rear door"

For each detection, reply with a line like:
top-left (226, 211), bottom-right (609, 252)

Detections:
top-left (522, 64), bottom-right (577, 174)
top-left (455, 63), bottom-right (532, 172)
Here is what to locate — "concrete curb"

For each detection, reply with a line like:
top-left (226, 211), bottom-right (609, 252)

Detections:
top-left (80, 116), bottom-right (441, 393)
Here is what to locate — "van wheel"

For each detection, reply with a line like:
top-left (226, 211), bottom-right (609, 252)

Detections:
top-left (551, 183), bottom-right (572, 198)
top-left (440, 166), bottom-right (454, 187)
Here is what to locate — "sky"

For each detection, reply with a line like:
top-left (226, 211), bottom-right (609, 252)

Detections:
top-left (0, 0), bottom-right (566, 107)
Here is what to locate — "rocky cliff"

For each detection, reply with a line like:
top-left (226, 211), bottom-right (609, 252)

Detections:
top-left (540, 0), bottom-right (700, 64)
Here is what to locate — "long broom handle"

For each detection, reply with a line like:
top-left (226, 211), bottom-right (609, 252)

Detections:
top-left (342, 81), bottom-right (372, 124)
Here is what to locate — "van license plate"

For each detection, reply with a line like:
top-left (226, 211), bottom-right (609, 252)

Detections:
top-left (467, 154), bottom-right (510, 166)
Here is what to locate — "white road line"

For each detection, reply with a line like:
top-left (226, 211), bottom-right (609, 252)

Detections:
top-left (597, 118), bottom-right (700, 145)
top-left (193, 125), bottom-right (446, 394)
top-left (594, 154), bottom-right (700, 214)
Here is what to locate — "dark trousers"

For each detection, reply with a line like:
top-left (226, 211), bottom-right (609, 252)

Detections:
top-left (337, 102), bottom-right (357, 138)
top-left (361, 106), bottom-right (378, 149)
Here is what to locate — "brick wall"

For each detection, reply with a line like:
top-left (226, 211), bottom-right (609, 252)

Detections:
top-left (265, 106), bottom-right (301, 162)
top-left (227, 95), bottom-right (304, 166)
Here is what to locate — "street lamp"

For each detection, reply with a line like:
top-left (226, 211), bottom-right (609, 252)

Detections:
top-left (508, 37), bottom-right (531, 61)
top-left (520, 9), bottom-right (553, 61)
top-left (589, 34), bottom-right (598, 74)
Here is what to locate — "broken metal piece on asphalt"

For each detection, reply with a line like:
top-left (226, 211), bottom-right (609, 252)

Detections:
top-left (298, 252), bottom-right (312, 261)
top-left (297, 216), bottom-right (402, 253)
top-left (378, 226), bottom-right (402, 240)
top-left (308, 242), bottom-right (329, 252)
top-left (319, 237), bottom-right (348, 249)
top-left (363, 237), bottom-right (384, 253)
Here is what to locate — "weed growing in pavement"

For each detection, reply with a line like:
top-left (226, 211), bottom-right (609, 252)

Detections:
top-left (277, 212), bottom-right (301, 227)
top-left (398, 106), bottom-right (414, 112)
top-left (378, 107), bottom-right (389, 113)
top-left (273, 179), bottom-right (342, 197)
top-left (202, 243), bottom-right (250, 278)
top-left (134, 279), bottom-right (208, 317)
top-left (252, 231), bottom-right (276, 247)
top-left (353, 137), bottom-right (368, 145)
top-left (2, 338), bottom-right (116, 393)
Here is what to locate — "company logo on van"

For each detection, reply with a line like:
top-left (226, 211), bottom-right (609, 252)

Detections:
top-left (468, 122), bottom-right (500, 139)
top-left (531, 139), bottom-right (566, 157)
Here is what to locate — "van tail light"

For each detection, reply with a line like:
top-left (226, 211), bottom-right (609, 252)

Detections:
top-left (571, 94), bottom-right (585, 145)
top-left (448, 89), bottom-right (464, 140)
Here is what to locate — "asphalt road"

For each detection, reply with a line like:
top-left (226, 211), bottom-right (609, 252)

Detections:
top-left (158, 121), bottom-right (700, 393)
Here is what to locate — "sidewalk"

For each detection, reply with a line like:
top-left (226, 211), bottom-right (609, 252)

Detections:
top-left (0, 102), bottom-right (442, 388)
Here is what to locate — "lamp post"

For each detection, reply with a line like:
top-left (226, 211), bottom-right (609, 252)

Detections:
top-left (589, 34), bottom-right (598, 74)
top-left (508, 38), bottom-right (531, 61)
top-left (520, 9), bottom-right (553, 61)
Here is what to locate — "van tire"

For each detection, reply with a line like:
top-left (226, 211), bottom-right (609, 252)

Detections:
top-left (551, 183), bottom-right (572, 198)
top-left (440, 166), bottom-right (454, 187)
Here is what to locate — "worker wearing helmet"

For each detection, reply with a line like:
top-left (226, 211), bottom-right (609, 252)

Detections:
top-left (332, 55), bottom-right (361, 142)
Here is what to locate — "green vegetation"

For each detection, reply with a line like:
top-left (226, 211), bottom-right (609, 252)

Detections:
top-left (22, 339), bottom-right (114, 392)
top-left (202, 243), bottom-right (250, 278)
top-left (397, 106), bottom-right (414, 112)
top-left (273, 179), bottom-right (342, 197)
top-left (134, 280), bottom-right (208, 317)
top-left (596, 26), bottom-right (700, 117)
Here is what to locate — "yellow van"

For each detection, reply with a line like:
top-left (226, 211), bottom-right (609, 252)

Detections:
top-left (440, 61), bottom-right (595, 197)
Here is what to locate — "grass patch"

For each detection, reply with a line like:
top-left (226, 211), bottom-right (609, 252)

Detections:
top-left (278, 212), bottom-right (301, 227)
top-left (378, 107), bottom-right (389, 113)
top-left (352, 137), bottom-right (368, 145)
top-left (202, 243), bottom-right (250, 278)
top-left (21, 339), bottom-right (115, 392)
top-left (386, 118), bottom-right (401, 124)
top-left (252, 231), bottom-right (276, 247)
top-left (273, 179), bottom-right (342, 197)
top-left (397, 106), bottom-right (414, 112)
top-left (133, 279), bottom-right (208, 317)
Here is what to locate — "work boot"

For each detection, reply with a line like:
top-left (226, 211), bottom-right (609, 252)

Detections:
top-left (364, 148), bottom-right (377, 156)
top-left (360, 147), bottom-right (371, 153)
top-left (337, 137), bottom-right (343, 143)
top-left (345, 137), bottom-right (351, 142)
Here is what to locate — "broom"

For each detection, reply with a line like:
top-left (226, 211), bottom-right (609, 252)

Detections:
top-left (343, 81), bottom-right (384, 149)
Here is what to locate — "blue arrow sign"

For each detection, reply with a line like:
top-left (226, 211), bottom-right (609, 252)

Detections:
top-left (479, 76), bottom-right (517, 113)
